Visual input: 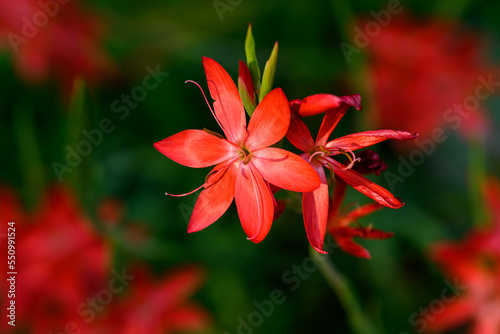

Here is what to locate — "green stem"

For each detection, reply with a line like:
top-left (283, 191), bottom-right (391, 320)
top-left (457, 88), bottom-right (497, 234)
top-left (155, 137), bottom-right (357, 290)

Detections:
top-left (309, 246), bottom-right (378, 334)
top-left (65, 78), bottom-right (86, 190)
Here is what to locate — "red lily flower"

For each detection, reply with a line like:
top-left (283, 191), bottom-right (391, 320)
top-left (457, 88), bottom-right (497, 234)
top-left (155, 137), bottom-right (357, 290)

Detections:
top-left (155, 57), bottom-right (320, 243)
top-left (425, 178), bottom-right (500, 333)
top-left (327, 179), bottom-right (392, 259)
top-left (286, 94), bottom-right (417, 253)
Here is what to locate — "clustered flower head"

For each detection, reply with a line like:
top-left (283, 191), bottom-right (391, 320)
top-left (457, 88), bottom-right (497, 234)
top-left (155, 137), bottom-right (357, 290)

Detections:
top-left (155, 25), bottom-right (418, 256)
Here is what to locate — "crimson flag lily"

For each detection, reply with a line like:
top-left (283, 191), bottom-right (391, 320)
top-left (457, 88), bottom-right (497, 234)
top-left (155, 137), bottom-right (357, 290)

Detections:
top-left (286, 94), bottom-right (417, 253)
top-left (155, 57), bottom-right (320, 243)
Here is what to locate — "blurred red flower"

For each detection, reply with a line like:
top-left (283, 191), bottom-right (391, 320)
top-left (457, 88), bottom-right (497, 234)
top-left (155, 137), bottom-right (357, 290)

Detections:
top-left (15, 186), bottom-right (111, 334)
top-left (0, 0), bottom-right (113, 93)
top-left (93, 266), bottom-right (211, 334)
top-left (367, 19), bottom-right (494, 144)
top-left (425, 178), bottom-right (500, 333)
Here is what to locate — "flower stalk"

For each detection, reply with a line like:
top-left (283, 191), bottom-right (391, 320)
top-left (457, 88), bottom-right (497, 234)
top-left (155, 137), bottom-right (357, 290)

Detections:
top-left (309, 246), bottom-right (379, 334)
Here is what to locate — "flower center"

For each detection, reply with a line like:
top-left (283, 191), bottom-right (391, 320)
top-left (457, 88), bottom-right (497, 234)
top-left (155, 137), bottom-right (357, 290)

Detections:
top-left (240, 147), bottom-right (251, 164)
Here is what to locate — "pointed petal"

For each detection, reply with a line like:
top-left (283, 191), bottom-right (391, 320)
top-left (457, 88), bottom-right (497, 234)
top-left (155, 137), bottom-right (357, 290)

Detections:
top-left (286, 116), bottom-right (315, 152)
top-left (154, 130), bottom-right (239, 168)
top-left (326, 130), bottom-right (418, 152)
top-left (252, 148), bottom-right (320, 192)
top-left (303, 163), bottom-right (329, 254)
top-left (235, 163), bottom-right (274, 243)
top-left (315, 108), bottom-right (348, 147)
top-left (188, 163), bottom-right (237, 233)
top-left (329, 159), bottom-right (403, 208)
top-left (203, 57), bottom-right (247, 144)
top-left (297, 94), bottom-right (362, 117)
top-left (309, 94), bottom-right (362, 146)
top-left (331, 229), bottom-right (372, 259)
top-left (246, 88), bottom-right (290, 150)
top-left (358, 227), bottom-right (393, 239)
top-left (342, 202), bottom-right (384, 223)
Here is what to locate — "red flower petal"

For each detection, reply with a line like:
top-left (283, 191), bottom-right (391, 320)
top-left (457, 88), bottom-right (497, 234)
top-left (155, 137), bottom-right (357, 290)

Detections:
top-left (251, 147), bottom-right (320, 192)
top-left (203, 57), bottom-right (247, 144)
top-left (238, 60), bottom-right (255, 104)
top-left (245, 88), bottom-right (290, 150)
top-left (235, 163), bottom-right (274, 243)
top-left (188, 163), bottom-right (237, 233)
top-left (302, 162), bottom-right (329, 254)
top-left (154, 130), bottom-right (239, 168)
top-left (168, 304), bottom-right (212, 332)
top-left (326, 130), bottom-right (418, 152)
top-left (297, 94), bottom-right (361, 117)
top-left (297, 94), bottom-right (342, 117)
top-left (315, 109), bottom-right (348, 147)
top-left (342, 202), bottom-right (383, 223)
top-left (329, 160), bottom-right (403, 208)
top-left (332, 228), bottom-right (372, 259)
top-left (286, 116), bottom-right (315, 152)
top-left (424, 298), bottom-right (475, 333)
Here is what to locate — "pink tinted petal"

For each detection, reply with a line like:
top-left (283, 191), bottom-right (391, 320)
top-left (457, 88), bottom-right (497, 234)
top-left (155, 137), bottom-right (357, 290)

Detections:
top-left (246, 88), bottom-right (290, 150)
top-left (286, 116), bottom-right (315, 152)
top-left (154, 130), bottom-right (239, 168)
top-left (203, 57), bottom-right (247, 144)
top-left (251, 148), bottom-right (320, 192)
top-left (303, 163), bottom-right (329, 254)
top-left (235, 163), bottom-right (274, 243)
top-left (188, 163), bottom-right (237, 233)
top-left (329, 160), bottom-right (403, 208)
top-left (326, 130), bottom-right (418, 152)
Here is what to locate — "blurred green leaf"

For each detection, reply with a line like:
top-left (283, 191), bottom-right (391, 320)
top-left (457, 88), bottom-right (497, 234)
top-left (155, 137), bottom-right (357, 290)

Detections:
top-left (245, 23), bottom-right (261, 98)
top-left (259, 42), bottom-right (279, 102)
